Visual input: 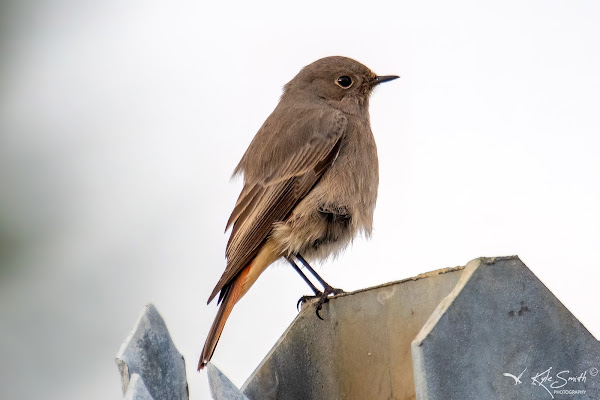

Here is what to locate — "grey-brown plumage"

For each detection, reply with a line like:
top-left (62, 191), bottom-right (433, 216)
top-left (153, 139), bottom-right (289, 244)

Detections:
top-left (199, 56), bottom-right (398, 370)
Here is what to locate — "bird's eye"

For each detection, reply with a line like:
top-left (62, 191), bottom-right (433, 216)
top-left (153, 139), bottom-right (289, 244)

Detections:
top-left (336, 75), bottom-right (353, 89)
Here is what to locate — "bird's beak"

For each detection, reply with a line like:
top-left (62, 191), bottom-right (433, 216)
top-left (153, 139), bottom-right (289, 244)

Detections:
top-left (371, 75), bottom-right (400, 86)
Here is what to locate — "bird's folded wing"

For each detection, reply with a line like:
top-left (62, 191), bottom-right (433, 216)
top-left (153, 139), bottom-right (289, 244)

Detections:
top-left (207, 110), bottom-right (347, 304)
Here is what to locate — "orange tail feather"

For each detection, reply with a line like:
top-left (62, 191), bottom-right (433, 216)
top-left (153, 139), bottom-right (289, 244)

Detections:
top-left (198, 275), bottom-right (244, 370)
top-left (199, 240), bottom-right (278, 370)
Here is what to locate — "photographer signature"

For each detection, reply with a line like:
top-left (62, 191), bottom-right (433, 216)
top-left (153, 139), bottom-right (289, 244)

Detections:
top-left (502, 367), bottom-right (597, 399)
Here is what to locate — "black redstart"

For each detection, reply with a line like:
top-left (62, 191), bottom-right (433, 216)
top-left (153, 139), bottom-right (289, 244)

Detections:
top-left (199, 56), bottom-right (398, 370)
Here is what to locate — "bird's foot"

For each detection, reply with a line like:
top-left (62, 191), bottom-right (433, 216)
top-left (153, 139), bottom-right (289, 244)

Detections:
top-left (323, 285), bottom-right (345, 296)
top-left (296, 291), bottom-right (322, 310)
top-left (296, 286), bottom-right (345, 320)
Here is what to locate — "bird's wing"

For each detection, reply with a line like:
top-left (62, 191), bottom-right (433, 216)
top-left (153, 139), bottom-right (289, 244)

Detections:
top-left (207, 109), bottom-right (347, 304)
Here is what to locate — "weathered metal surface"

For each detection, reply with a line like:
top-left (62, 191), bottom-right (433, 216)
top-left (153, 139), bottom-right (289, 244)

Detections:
top-left (412, 257), bottom-right (600, 400)
top-left (116, 304), bottom-right (188, 400)
top-left (242, 267), bottom-right (464, 400)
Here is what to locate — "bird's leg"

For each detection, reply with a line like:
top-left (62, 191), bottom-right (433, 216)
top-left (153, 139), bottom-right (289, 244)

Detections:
top-left (293, 253), bottom-right (345, 320)
top-left (286, 257), bottom-right (323, 310)
top-left (296, 253), bottom-right (344, 296)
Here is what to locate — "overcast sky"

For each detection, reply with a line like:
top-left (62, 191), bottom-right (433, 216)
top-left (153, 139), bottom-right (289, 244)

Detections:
top-left (1, 1), bottom-right (599, 399)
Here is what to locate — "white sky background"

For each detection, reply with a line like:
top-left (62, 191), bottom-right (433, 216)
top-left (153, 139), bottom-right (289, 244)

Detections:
top-left (0, 0), bottom-right (599, 399)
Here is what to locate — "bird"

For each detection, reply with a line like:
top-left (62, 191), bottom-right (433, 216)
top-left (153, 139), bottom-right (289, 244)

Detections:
top-left (199, 56), bottom-right (398, 370)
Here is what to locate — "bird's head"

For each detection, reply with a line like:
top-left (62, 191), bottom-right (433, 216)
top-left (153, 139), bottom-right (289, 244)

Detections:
top-left (283, 56), bottom-right (398, 116)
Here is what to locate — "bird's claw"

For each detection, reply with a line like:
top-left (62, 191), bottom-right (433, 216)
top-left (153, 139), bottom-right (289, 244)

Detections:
top-left (296, 293), bottom-right (322, 310)
top-left (324, 286), bottom-right (345, 296)
top-left (315, 297), bottom-right (329, 320)
top-left (296, 286), bottom-right (344, 319)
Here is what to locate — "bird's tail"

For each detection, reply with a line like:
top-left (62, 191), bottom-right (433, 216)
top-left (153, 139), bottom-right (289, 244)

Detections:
top-left (198, 240), bottom-right (278, 370)
top-left (198, 277), bottom-right (243, 370)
